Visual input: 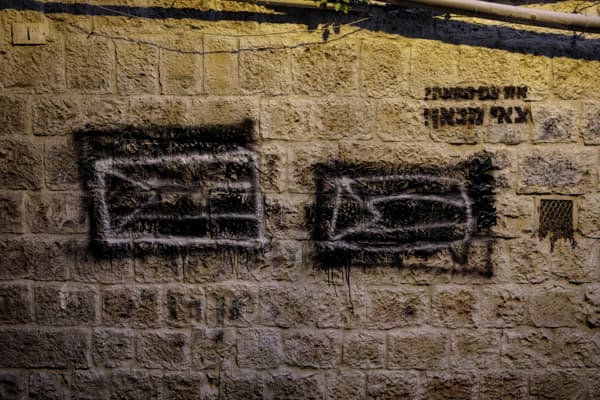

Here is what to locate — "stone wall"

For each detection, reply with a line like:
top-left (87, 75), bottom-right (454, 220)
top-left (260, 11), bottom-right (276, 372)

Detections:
top-left (1, 0), bottom-right (600, 398)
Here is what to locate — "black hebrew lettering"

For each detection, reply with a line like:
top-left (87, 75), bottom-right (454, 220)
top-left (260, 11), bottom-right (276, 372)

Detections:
top-left (424, 107), bottom-right (484, 128)
top-left (310, 153), bottom-right (497, 275)
top-left (490, 106), bottom-right (513, 124)
top-left (75, 120), bottom-right (265, 253)
top-left (503, 85), bottom-right (528, 99)
top-left (514, 106), bottom-right (532, 123)
top-left (424, 86), bottom-right (521, 101)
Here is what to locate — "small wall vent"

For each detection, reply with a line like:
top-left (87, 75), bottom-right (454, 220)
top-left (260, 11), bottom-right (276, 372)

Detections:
top-left (539, 199), bottom-right (574, 248)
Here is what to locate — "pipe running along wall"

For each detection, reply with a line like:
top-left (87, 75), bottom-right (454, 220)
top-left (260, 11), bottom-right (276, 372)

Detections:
top-left (236, 0), bottom-right (600, 34)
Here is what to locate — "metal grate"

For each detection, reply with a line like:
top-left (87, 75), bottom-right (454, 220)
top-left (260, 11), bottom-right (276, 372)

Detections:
top-left (539, 199), bottom-right (573, 243)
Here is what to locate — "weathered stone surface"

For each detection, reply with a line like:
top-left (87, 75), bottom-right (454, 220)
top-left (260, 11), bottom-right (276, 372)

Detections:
top-left (366, 371), bottom-right (418, 400)
top-left (579, 194), bottom-right (600, 238)
top-left (135, 254), bottom-right (183, 283)
top-left (136, 331), bottom-right (190, 370)
top-left (292, 41), bottom-right (359, 96)
top-left (204, 36), bottom-right (238, 95)
top-left (187, 97), bottom-right (259, 126)
top-left (313, 285), bottom-right (365, 329)
top-left (341, 331), bottom-right (385, 369)
top-left (265, 371), bottom-right (323, 400)
top-left (260, 98), bottom-right (311, 141)
top-left (66, 35), bottom-right (114, 93)
top-left (0, 371), bottom-right (26, 400)
top-left (531, 103), bottom-right (579, 143)
top-left (72, 371), bottom-right (108, 400)
top-left (478, 284), bottom-right (529, 327)
top-left (529, 283), bottom-right (581, 328)
top-left (0, 40), bottom-right (65, 93)
top-left (0, 283), bottom-right (31, 324)
top-left (33, 96), bottom-right (81, 136)
top-left (116, 41), bottom-right (159, 95)
top-left (183, 251), bottom-right (236, 283)
top-left (365, 287), bottom-right (428, 329)
top-left (71, 247), bottom-right (133, 284)
top-left (92, 328), bottom-right (135, 368)
top-left (0, 238), bottom-right (75, 281)
top-left (553, 329), bottom-right (600, 368)
top-left (517, 148), bottom-right (595, 194)
top-left (108, 371), bottom-right (163, 400)
top-left (450, 329), bottom-right (501, 369)
top-left (264, 194), bottom-right (312, 240)
top-left (582, 101), bottom-right (600, 144)
top-left (0, 139), bottom-right (43, 189)
top-left (325, 370), bottom-right (365, 400)
top-left (517, 54), bottom-right (551, 100)
top-left (485, 120), bottom-right (530, 145)
top-left (288, 142), bottom-right (338, 194)
top-left (126, 96), bottom-right (189, 126)
top-left (240, 37), bottom-right (291, 95)
top-left (0, 96), bottom-right (29, 135)
top-left (352, 261), bottom-right (451, 286)
top-left (260, 285), bottom-right (315, 328)
top-left (44, 138), bottom-right (80, 190)
top-left (1, 5), bottom-right (600, 397)
top-left (376, 99), bottom-right (429, 142)
top-left (0, 191), bottom-right (24, 233)
top-left (458, 47), bottom-right (513, 87)
top-left (258, 143), bottom-right (288, 193)
top-left (501, 328), bottom-right (553, 368)
top-left (160, 38), bottom-right (202, 95)
top-left (163, 286), bottom-right (203, 327)
top-left (0, 328), bottom-right (90, 368)
top-left (587, 369), bottom-right (600, 399)
top-left (102, 286), bottom-right (160, 328)
top-left (388, 329), bottom-right (449, 370)
top-left (478, 371), bottom-right (528, 400)
top-left (553, 57), bottom-right (600, 100)
top-left (410, 41), bottom-right (459, 98)
top-left (81, 97), bottom-right (129, 128)
top-left (191, 328), bottom-right (235, 370)
top-left (26, 192), bottom-right (87, 233)
top-left (505, 238), bottom-right (550, 283)
top-left (309, 99), bottom-right (374, 141)
top-left (267, 240), bottom-right (303, 281)
top-left (219, 370), bottom-right (263, 400)
top-left (163, 372), bottom-right (217, 400)
top-left (206, 284), bottom-right (258, 327)
top-left (361, 39), bottom-right (410, 98)
top-left (431, 286), bottom-right (477, 328)
top-left (491, 194), bottom-right (533, 238)
top-left (29, 371), bottom-right (71, 400)
top-left (529, 370), bottom-right (589, 400)
top-left (35, 284), bottom-right (98, 326)
top-left (584, 284), bottom-right (600, 327)
top-left (236, 328), bottom-right (282, 369)
top-left (551, 238), bottom-right (598, 283)
top-left (422, 372), bottom-right (474, 400)
top-left (283, 330), bottom-right (340, 368)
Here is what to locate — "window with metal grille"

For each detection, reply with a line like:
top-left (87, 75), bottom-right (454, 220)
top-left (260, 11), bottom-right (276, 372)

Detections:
top-left (539, 199), bottom-right (573, 245)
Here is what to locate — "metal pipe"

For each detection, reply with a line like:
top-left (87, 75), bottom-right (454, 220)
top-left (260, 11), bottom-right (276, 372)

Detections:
top-left (234, 0), bottom-right (600, 34)
top-left (387, 0), bottom-right (600, 33)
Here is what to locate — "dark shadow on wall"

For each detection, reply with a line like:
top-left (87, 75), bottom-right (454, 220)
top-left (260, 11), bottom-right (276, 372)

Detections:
top-left (2, 0), bottom-right (600, 61)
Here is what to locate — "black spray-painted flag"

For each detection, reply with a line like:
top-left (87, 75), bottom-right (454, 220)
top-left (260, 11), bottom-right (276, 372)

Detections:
top-left (75, 121), bottom-right (265, 252)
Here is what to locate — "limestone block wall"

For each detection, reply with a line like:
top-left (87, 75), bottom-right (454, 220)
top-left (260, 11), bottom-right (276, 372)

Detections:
top-left (1, 0), bottom-right (600, 398)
